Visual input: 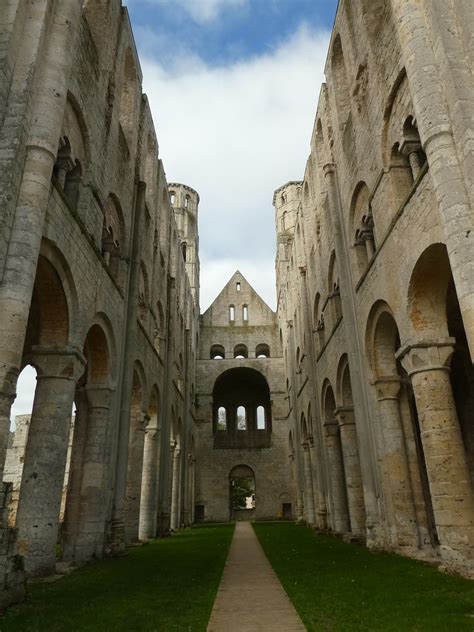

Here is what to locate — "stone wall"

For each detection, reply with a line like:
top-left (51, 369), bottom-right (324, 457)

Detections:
top-left (275, 0), bottom-right (474, 576)
top-left (195, 272), bottom-right (293, 522)
top-left (0, 0), bottom-right (199, 604)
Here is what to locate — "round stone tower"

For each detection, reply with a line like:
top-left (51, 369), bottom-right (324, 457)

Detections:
top-left (273, 181), bottom-right (303, 237)
top-left (168, 183), bottom-right (200, 302)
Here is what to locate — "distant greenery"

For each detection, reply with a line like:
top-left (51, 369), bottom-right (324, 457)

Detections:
top-left (230, 476), bottom-right (254, 508)
top-left (253, 522), bottom-right (474, 632)
top-left (1, 525), bottom-right (234, 632)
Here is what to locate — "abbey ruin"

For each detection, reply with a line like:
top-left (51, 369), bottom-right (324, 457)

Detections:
top-left (0, 0), bottom-right (473, 610)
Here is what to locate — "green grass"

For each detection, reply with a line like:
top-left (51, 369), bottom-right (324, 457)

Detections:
top-left (0, 524), bottom-right (234, 632)
top-left (253, 522), bottom-right (474, 632)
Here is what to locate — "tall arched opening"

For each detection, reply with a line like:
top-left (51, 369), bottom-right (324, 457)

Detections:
top-left (212, 368), bottom-right (271, 449)
top-left (229, 464), bottom-right (255, 521)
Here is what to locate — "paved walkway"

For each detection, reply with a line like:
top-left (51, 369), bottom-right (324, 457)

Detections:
top-left (207, 521), bottom-right (306, 631)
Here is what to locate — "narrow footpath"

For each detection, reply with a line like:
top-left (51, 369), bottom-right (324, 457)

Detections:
top-left (207, 522), bottom-right (306, 631)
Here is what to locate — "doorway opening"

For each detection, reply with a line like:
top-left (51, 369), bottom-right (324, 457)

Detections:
top-left (229, 464), bottom-right (255, 521)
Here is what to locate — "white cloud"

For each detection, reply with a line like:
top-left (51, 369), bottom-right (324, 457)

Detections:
top-left (11, 23), bottom-right (329, 418)
top-left (140, 23), bottom-right (329, 311)
top-left (173, 0), bottom-right (248, 24)
top-left (128, 0), bottom-right (249, 24)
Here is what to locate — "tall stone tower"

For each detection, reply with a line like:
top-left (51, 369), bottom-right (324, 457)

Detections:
top-left (168, 183), bottom-right (200, 303)
top-left (273, 181), bottom-right (302, 291)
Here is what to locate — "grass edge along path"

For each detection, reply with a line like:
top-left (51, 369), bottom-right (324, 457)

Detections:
top-left (253, 521), bottom-right (474, 632)
top-left (0, 523), bottom-right (234, 632)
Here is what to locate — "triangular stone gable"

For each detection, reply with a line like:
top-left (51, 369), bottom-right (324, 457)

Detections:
top-left (201, 271), bottom-right (275, 327)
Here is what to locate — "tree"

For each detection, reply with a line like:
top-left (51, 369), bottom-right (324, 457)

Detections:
top-left (230, 477), bottom-right (254, 508)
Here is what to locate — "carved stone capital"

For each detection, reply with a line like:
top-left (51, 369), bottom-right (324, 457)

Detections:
top-left (374, 376), bottom-right (401, 401)
top-left (322, 163), bottom-right (336, 176)
top-left (323, 421), bottom-right (339, 437)
top-left (396, 339), bottom-right (455, 376)
top-left (334, 406), bottom-right (355, 427)
top-left (85, 385), bottom-right (114, 409)
top-left (27, 345), bottom-right (86, 381)
top-left (399, 139), bottom-right (421, 157)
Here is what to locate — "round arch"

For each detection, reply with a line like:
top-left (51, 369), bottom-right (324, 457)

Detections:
top-left (212, 367), bottom-right (271, 449)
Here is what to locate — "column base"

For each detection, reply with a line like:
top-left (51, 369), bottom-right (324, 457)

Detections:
top-left (108, 518), bottom-right (127, 556)
top-left (0, 483), bottom-right (26, 610)
top-left (157, 513), bottom-right (171, 537)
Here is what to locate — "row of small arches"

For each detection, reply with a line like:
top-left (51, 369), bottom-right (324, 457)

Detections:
top-left (210, 344), bottom-right (270, 360)
top-left (217, 405), bottom-right (267, 431)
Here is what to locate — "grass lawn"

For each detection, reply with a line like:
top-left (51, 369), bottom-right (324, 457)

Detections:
top-left (0, 524), bottom-right (234, 632)
top-left (253, 522), bottom-right (474, 632)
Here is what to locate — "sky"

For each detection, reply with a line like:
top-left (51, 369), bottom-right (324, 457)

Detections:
top-left (126, 0), bottom-right (337, 310)
top-left (11, 0), bottom-right (338, 423)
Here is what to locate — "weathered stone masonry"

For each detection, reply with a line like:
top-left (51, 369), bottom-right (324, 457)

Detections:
top-left (0, 0), bottom-right (473, 613)
top-left (276, 0), bottom-right (474, 576)
top-left (0, 0), bottom-right (199, 607)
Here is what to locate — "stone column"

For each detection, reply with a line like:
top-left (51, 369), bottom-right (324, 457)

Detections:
top-left (322, 163), bottom-right (380, 540)
top-left (138, 422), bottom-right (160, 541)
top-left (62, 387), bottom-right (88, 560)
top-left (392, 0), bottom-right (474, 356)
top-left (299, 267), bottom-right (329, 528)
top-left (302, 441), bottom-right (316, 524)
top-left (309, 443), bottom-right (327, 530)
top-left (335, 407), bottom-right (366, 537)
top-left (191, 457), bottom-right (196, 524)
top-left (124, 411), bottom-right (147, 542)
top-left (324, 421), bottom-right (350, 534)
top-left (289, 452), bottom-right (304, 521)
top-left (374, 378), bottom-right (418, 547)
top-left (187, 454), bottom-right (195, 526)
top-left (15, 346), bottom-right (85, 576)
top-left (73, 386), bottom-right (113, 562)
top-left (170, 442), bottom-right (180, 531)
top-left (0, 373), bottom-right (17, 479)
top-left (399, 342), bottom-right (474, 561)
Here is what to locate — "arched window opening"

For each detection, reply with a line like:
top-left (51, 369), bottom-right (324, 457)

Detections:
top-left (217, 407), bottom-right (227, 431)
top-left (255, 343), bottom-right (270, 358)
top-left (4, 365), bottom-right (38, 527)
top-left (229, 305), bottom-right (235, 322)
top-left (181, 242), bottom-right (187, 262)
top-left (281, 192), bottom-right (287, 204)
top-left (210, 344), bottom-right (225, 360)
top-left (185, 194), bottom-right (190, 208)
top-left (234, 344), bottom-right (248, 359)
top-left (350, 183), bottom-right (375, 277)
top-left (119, 49), bottom-right (139, 150)
top-left (328, 252), bottom-right (342, 323)
top-left (256, 406), bottom-right (266, 430)
top-left (138, 262), bottom-right (149, 324)
top-left (236, 282), bottom-right (241, 292)
top-left (331, 34), bottom-right (351, 127)
top-left (242, 305), bottom-right (248, 321)
top-left (53, 136), bottom-right (82, 210)
top-left (237, 406), bottom-right (247, 430)
top-left (170, 191), bottom-right (176, 206)
top-left (213, 368), bottom-right (271, 448)
top-left (102, 195), bottom-right (124, 286)
top-left (154, 301), bottom-right (165, 357)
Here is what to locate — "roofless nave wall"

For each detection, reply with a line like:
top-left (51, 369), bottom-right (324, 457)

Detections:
top-left (0, 0), bottom-right (473, 610)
